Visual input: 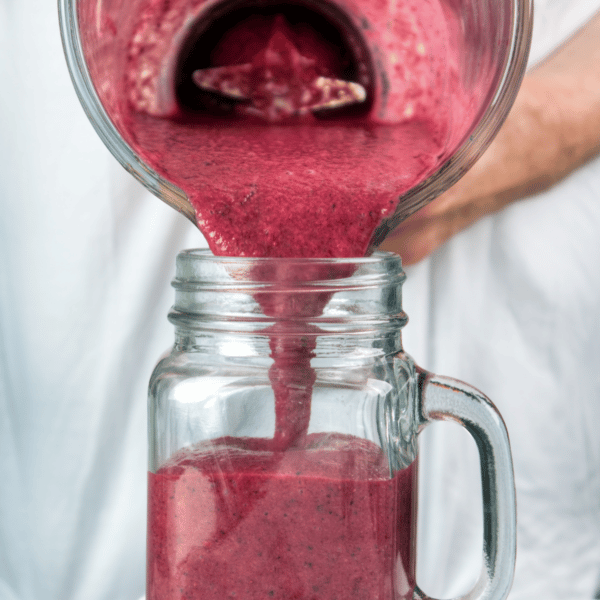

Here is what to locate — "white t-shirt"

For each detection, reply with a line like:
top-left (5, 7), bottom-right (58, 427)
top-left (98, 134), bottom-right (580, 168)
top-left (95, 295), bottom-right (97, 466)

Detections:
top-left (0, 2), bottom-right (598, 599)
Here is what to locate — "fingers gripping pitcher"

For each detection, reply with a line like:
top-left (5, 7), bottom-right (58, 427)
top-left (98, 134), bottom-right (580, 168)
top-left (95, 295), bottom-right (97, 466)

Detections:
top-left (146, 251), bottom-right (516, 600)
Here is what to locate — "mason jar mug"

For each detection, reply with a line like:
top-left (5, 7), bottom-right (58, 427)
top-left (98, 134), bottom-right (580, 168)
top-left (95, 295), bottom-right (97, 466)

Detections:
top-left (147, 250), bottom-right (516, 600)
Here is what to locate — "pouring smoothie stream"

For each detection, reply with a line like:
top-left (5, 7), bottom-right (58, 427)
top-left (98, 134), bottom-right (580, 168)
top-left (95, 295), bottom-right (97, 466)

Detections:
top-left (63, 0), bottom-right (526, 597)
top-left (119, 2), bottom-right (454, 588)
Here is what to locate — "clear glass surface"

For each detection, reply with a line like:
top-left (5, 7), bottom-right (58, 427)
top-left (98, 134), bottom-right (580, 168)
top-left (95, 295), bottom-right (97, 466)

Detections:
top-left (146, 250), bottom-right (516, 600)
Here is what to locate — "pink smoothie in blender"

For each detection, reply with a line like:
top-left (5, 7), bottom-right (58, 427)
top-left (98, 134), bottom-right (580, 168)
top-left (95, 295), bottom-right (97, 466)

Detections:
top-left (77, 0), bottom-right (486, 257)
top-left (68, 0), bottom-right (520, 597)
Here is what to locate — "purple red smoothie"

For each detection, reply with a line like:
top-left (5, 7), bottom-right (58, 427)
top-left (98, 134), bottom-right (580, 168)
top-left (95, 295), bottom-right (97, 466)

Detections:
top-left (147, 435), bottom-right (416, 600)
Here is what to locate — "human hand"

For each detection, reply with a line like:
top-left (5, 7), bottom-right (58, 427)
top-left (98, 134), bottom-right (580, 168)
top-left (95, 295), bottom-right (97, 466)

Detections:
top-left (378, 80), bottom-right (548, 265)
top-left (377, 152), bottom-right (508, 266)
top-left (378, 11), bottom-right (600, 266)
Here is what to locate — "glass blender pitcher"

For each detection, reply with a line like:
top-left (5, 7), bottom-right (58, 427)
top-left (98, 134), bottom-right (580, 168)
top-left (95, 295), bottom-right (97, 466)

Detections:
top-left (147, 250), bottom-right (515, 600)
top-left (59, 0), bottom-right (533, 240)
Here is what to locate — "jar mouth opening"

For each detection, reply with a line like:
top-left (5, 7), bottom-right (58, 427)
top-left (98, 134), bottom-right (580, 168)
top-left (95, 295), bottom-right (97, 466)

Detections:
top-left (173, 249), bottom-right (405, 290)
top-left (171, 249), bottom-right (407, 328)
top-left (177, 249), bottom-right (401, 265)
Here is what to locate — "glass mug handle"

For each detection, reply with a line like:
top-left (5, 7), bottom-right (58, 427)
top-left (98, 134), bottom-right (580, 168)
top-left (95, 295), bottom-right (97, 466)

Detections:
top-left (414, 368), bottom-right (517, 600)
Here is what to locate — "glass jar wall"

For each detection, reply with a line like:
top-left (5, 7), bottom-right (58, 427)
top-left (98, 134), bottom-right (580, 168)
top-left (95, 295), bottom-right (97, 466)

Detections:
top-left (147, 250), bottom-right (516, 600)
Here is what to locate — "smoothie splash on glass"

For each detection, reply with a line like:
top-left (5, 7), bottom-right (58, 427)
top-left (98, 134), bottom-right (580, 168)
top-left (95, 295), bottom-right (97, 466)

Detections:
top-left (60, 0), bottom-right (530, 596)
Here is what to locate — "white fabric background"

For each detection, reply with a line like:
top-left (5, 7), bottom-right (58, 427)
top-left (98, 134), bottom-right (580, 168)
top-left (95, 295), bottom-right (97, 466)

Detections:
top-left (0, 5), bottom-right (203, 599)
top-left (410, 153), bottom-right (600, 599)
top-left (409, 3), bottom-right (600, 598)
top-left (529, 0), bottom-right (600, 65)
top-left (0, 1), bottom-right (599, 599)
